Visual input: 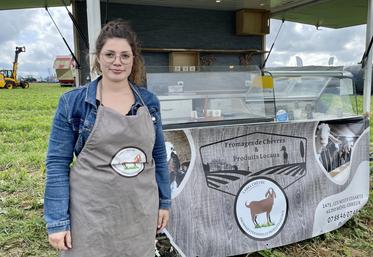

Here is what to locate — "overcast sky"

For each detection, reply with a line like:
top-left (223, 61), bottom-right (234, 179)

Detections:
top-left (267, 19), bottom-right (366, 67)
top-left (0, 7), bottom-right (367, 78)
top-left (0, 7), bottom-right (73, 79)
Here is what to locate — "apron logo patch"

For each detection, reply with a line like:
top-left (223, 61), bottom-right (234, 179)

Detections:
top-left (111, 147), bottom-right (147, 177)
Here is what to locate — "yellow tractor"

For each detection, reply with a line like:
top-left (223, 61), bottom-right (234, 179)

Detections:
top-left (0, 46), bottom-right (29, 89)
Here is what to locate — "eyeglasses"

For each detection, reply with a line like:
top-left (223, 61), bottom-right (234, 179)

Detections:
top-left (100, 52), bottom-right (134, 64)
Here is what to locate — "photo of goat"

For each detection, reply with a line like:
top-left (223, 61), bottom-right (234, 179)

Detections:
top-left (314, 120), bottom-right (365, 180)
top-left (164, 131), bottom-right (192, 197)
top-left (245, 187), bottom-right (276, 228)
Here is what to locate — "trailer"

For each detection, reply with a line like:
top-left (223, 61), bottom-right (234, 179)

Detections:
top-left (79, 2), bottom-right (371, 256)
top-left (53, 55), bottom-right (76, 87)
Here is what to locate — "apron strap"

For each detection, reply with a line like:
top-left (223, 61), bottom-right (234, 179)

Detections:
top-left (98, 81), bottom-right (104, 106)
top-left (130, 83), bottom-right (147, 107)
top-left (98, 80), bottom-right (147, 108)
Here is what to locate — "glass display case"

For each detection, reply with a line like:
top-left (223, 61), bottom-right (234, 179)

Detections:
top-left (145, 66), bottom-right (358, 129)
top-left (263, 69), bottom-right (358, 121)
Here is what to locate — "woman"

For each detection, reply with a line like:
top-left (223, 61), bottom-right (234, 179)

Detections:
top-left (44, 19), bottom-right (171, 257)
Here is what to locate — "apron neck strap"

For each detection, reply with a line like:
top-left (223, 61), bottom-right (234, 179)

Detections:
top-left (98, 80), bottom-right (104, 106)
top-left (129, 83), bottom-right (146, 107)
top-left (97, 81), bottom-right (147, 107)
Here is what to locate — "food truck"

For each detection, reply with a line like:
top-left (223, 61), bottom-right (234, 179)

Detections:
top-left (58, 1), bottom-right (373, 256)
top-left (147, 66), bottom-right (369, 256)
top-left (0, 1), bottom-right (371, 256)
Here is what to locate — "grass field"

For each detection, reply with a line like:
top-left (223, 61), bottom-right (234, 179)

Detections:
top-left (0, 84), bottom-right (372, 257)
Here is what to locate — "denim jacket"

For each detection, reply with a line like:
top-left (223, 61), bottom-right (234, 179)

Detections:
top-left (44, 77), bottom-right (171, 234)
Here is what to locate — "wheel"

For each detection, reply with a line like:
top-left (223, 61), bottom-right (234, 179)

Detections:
top-left (21, 81), bottom-right (30, 89)
top-left (5, 81), bottom-right (14, 89)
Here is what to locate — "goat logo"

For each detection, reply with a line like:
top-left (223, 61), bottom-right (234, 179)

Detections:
top-left (111, 147), bottom-right (147, 177)
top-left (245, 188), bottom-right (276, 228)
top-left (235, 178), bottom-right (288, 240)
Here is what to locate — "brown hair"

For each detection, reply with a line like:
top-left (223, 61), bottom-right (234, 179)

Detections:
top-left (92, 19), bottom-right (145, 85)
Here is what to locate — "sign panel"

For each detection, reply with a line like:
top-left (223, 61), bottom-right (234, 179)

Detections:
top-left (163, 118), bottom-right (369, 257)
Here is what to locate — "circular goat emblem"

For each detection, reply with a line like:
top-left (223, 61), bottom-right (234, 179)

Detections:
top-left (111, 147), bottom-right (146, 177)
top-left (234, 177), bottom-right (288, 240)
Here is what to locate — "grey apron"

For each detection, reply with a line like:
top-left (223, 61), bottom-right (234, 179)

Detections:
top-left (61, 85), bottom-right (159, 257)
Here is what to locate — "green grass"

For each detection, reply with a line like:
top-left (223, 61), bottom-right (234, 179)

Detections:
top-left (0, 84), bottom-right (68, 257)
top-left (255, 222), bottom-right (275, 228)
top-left (249, 190), bottom-right (373, 257)
top-left (0, 84), bottom-right (372, 257)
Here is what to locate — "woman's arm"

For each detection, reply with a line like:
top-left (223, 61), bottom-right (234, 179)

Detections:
top-left (44, 94), bottom-right (76, 234)
top-left (152, 97), bottom-right (171, 210)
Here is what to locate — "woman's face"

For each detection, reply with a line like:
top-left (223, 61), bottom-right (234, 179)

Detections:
top-left (98, 37), bottom-right (134, 83)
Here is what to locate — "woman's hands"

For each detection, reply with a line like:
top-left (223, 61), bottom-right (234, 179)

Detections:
top-left (157, 209), bottom-right (170, 233)
top-left (48, 230), bottom-right (72, 251)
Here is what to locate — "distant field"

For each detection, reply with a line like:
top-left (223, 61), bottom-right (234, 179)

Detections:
top-left (0, 84), bottom-right (371, 257)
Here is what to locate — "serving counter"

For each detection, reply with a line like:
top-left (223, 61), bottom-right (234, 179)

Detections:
top-left (146, 66), bottom-right (369, 257)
